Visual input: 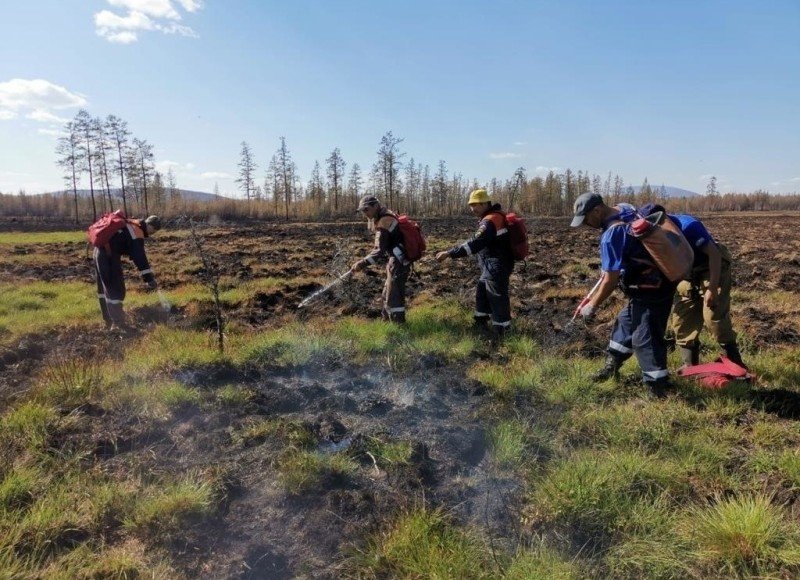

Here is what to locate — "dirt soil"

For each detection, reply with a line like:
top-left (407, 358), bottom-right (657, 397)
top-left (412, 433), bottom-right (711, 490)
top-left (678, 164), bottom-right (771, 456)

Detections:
top-left (2, 213), bottom-right (798, 577)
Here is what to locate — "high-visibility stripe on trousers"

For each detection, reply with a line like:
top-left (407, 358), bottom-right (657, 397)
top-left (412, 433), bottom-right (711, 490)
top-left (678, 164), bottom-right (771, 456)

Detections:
top-left (607, 293), bottom-right (674, 385)
top-left (382, 258), bottom-right (410, 322)
top-left (94, 246), bottom-right (127, 326)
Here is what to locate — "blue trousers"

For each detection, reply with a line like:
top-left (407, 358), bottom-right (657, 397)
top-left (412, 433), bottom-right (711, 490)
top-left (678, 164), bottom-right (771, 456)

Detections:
top-left (607, 293), bottom-right (674, 384)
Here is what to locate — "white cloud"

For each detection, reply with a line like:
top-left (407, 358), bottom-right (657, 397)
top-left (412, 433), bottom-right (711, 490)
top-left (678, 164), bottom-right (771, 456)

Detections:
top-left (200, 171), bottom-right (232, 180)
top-left (176, 0), bottom-right (203, 12)
top-left (37, 128), bottom-right (67, 137)
top-left (26, 109), bottom-right (69, 124)
top-left (0, 79), bottom-right (86, 113)
top-left (513, 141), bottom-right (527, 146)
top-left (107, 0), bottom-right (180, 19)
top-left (489, 152), bottom-right (522, 160)
top-left (698, 174), bottom-right (716, 181)
top-left (0, 110), bottom-right (16, 120)
top-left (790, 177), bottom-right (800, 182)
top-left (535, 165), bottom-right (560, 173)
top-left (94, 0), bottom-right (202, 43)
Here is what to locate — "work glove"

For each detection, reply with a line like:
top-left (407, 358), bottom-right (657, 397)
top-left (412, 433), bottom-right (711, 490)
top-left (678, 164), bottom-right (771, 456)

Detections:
top-left (578, 303), bottom-right (596, 322)
top-left (435, 251), bottom-right (450, 262)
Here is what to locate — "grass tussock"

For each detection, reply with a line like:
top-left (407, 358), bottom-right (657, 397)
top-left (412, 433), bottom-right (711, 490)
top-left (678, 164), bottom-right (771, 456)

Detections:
top-left (125, 474), bottom-right (220, 536)
top-left (680, 494), bottom-right (800, 576)
top-left (354, 508), bottom-right (493, 579)
top-left (277, 450), bottom-right (358, 494)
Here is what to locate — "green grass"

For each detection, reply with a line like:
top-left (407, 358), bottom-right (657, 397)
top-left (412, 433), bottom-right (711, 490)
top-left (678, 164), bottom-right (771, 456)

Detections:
top-left (235, 418), bottom-right (316, 449)
top-left (125, 475), bottom-right (219, 536)
top-left (489, 419), bottom-right (529, 468)
top-left (0, 281), bottom-right (98, 344)
top-left (277, 450), bottom-right (358, 493)
top-left (0, 401), bottom-right (59, 453)
top-left (0, 231), bottom-right (86, 245)
top-left (354, 508), bottom-right (493, 578)
top-left (363, 436), bottom-right (414, 468)
top-left (506, 543), bottom-right (581, 579)
top-left (528, 449), bottom-right (687, 536)
top-left (680, 494), bottom-right (800, 576)
top-left (33, 357), bottom-right (105, 409)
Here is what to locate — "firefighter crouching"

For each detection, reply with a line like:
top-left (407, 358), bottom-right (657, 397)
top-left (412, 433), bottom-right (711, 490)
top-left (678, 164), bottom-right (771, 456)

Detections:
top-left (436, 188), bottom-right (514, 340)
top-left (94, 215), bottom-right (162, 331)
top-left (351, 195), bottom-right (410, 323)
top-left (640, 203), bottom-right (746, 369)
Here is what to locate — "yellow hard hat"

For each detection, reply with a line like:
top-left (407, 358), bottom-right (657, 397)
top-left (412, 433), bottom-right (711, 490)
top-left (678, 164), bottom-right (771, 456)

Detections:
top-left (468, 189), bottom-right (491, 205)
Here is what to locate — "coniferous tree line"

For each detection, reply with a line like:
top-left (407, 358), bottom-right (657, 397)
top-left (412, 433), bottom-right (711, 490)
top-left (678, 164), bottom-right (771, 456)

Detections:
top-left (1, 127), bottom-right (799, 222)
top-left (46, 110), bottom-right (167, 224)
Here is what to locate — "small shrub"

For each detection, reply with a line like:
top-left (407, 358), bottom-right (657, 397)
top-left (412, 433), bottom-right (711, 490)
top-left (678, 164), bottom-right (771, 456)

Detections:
top-left (125, 475), bottom-right (218, 536)
top-left (489, 420), bottom-right (528, 468)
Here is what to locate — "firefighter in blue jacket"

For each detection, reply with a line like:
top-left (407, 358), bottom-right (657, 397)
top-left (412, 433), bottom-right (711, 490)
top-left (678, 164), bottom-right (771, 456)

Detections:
top-left (94, 215), bottom-right (162, 331)
top-left (436, 189), bottom-right (514, 339)
top-left (640, 203), bottom-right (745, 368)
top-left (571, 193), bottom-right (676, 396)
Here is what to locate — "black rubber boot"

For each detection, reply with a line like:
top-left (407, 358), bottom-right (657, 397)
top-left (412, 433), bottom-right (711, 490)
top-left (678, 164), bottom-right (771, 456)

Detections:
top-left (490, 324), bottom-right (509, 345)
top-left (592, 355), bottom-right (622, 382)
top-left (721, 343), bottom-right (747, 369)
top-left (680, 345), bottom-right (699, 367)
top-left (647, 378), bottom-right (673, 399)
top-left (389, 311), bottom-right (406, 324)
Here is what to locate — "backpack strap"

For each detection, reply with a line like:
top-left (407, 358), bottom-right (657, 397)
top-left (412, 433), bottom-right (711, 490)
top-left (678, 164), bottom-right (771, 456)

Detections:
top-left (486, 212), bottom-right (508, 236)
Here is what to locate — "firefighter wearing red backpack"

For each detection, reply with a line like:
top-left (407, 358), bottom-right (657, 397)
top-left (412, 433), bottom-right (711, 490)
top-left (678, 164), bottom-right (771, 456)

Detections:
top-left (351, 195), bottom-right (424, 323)
top-left (571, 193), bottom-right (684, 397)
top-left (89, 212), bottom-right (162, 332)
top-left (436, 188), bottom-right (524, 340)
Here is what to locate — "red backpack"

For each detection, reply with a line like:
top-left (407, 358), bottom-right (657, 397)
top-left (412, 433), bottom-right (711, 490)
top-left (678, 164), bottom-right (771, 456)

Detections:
top-left (505, 212), bottom-right (529, 261)
top-left (678, 357), bottom-right (753, 390)
top-left (87, 210), bottom-right (129, 249)
top-left (397, 215), bottom-right (426, 262)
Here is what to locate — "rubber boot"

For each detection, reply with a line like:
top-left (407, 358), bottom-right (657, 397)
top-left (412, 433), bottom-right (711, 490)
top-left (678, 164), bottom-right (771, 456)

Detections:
top-left (490, 324), bottom-right (509, 346)
top-left (592, 355), bottom-right (622, 382)
top-left (389, 311), bottom-right (406, 324)
top-left (473, 317), bottom-right (491, 336)
top-left (106, 302), bottom-right (131, 333)
top-left (647, 377), bottom-right (673, 399)
top-left (680, 345), bottom-right (699, 367)
top-left (98, 297), bottom-right (113, 329)
top-left (721, 343), bottom-right (747, 369)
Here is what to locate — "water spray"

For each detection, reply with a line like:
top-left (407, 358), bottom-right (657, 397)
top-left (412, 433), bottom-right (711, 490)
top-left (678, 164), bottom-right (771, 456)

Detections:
top-left (298, 269), bottom-right (354, 309)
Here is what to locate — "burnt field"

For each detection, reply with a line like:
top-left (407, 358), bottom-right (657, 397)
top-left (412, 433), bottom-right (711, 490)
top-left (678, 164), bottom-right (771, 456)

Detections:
top-left (2, 213), bottom-right (800, 578)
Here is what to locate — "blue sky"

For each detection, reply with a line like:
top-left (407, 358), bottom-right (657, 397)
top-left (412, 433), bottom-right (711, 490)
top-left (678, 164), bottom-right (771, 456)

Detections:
top-left (1, 0), bottom-right (798, 196)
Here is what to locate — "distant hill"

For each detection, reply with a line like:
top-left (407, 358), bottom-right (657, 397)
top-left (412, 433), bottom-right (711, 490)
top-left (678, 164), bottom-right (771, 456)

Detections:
top-left (626, 185), bottom-right (699, 198)
top-left (45, 188), bottom-right (229, 201)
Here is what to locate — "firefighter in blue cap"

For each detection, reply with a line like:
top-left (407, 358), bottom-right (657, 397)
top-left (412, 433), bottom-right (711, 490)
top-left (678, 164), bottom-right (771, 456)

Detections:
top-left (571, 193), bottom-right (676, 397)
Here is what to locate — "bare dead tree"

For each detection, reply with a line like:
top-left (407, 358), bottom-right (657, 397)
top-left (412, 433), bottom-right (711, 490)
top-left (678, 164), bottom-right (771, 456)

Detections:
top-left (187, 217), bottom-right (225, 353)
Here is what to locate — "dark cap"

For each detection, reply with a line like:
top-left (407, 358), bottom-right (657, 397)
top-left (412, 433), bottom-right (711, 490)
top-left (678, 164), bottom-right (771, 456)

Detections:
top-left (570, 193), bottom-right (604, 227)
top-left (356, 195), bottom-right (380, 212)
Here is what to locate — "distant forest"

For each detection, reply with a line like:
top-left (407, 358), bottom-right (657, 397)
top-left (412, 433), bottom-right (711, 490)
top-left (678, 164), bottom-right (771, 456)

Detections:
top-left (1, 110), bottom-right (798, 223)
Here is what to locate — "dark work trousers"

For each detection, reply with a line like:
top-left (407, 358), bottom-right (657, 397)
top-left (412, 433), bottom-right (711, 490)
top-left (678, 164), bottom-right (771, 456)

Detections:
top-left (606, 292), bottom-right (674, 385)
top-left (474, 269), bottom-right (512, 330)
top-left (382, 258), bottom-right (410, 322)
top-left (94, 246), bottom-right (127, 327)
